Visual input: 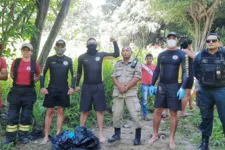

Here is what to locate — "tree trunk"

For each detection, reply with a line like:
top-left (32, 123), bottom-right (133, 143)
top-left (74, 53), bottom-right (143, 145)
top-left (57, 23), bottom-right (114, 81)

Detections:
top-left (38, 0), bottom-right (71, 69)
top-left (30, 0), bottom-right (50, 60)
top-left (189, 0), bottom-right (221, 51)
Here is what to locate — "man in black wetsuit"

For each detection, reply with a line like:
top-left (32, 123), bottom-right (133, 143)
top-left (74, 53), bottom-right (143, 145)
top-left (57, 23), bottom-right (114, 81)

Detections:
top-left (148, 32), bottom-right (187, 149)
top-left (40, 40), bottom-right (76, 144)
top-left (75, 37), bottom-right (119, 142)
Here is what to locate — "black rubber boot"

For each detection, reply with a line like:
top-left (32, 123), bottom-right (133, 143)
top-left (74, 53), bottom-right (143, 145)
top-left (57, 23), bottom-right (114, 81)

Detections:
top-left (2, 137), bottom-right (15, 145)
top-left (108, 128), bottom-right (121, 143)
top-left (133, 128), bottom-right (141, 145)
top-left (18, 131), bottom-right (29, 144)
top-left (2, 132), bottom-right (17, 145)
top-left (198, 135), bottom-right (210, 150)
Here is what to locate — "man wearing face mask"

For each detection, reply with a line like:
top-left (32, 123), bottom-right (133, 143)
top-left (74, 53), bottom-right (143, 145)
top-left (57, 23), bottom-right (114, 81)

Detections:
top-left (194, 33), bottom-right (225, 150)
top-left (76, 37), bottom-right (119, 143)
top-left (40, 40), bottom-right (76, 144)
top-left (148, 32), bottom-right (187, 149)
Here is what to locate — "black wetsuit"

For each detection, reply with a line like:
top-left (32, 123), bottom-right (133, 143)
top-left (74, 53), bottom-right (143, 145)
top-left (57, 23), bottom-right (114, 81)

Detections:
top-left (152, 49), bottom-right (187, 111)
top-left (76, 42), bottom-right (119, 85)
top-left (186, 52), bottom-right (194, 88)
top-left (40, 55), bottom-right (76, 108)
top-left (152, 50), bottom-right (187, 88)
top-left (77, 42), bottom-right (119, 112)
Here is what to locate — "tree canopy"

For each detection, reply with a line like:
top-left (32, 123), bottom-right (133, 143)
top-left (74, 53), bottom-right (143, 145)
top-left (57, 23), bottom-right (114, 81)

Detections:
top-left (0, 0), bottom-right (225, 61)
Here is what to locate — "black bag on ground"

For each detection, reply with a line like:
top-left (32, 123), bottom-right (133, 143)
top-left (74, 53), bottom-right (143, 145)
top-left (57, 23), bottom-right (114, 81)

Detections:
top-left (49, 131), bottom-right (76, 150)
top-left (49, 126), bottom-right (100, 150)
top-left (73, 126), bottom-right (100, 150)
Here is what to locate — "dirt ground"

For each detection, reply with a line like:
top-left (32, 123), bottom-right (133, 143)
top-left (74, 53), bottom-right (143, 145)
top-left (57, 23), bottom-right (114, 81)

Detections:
top-left (12, 117), bottom-right (197, 150)
top-left (1, 107), bottom-right (224, 150)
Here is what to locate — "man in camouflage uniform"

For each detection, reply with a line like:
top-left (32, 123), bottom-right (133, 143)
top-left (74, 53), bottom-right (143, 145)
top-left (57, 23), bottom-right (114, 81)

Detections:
top-left (108, 46), bottom-right (142, 145)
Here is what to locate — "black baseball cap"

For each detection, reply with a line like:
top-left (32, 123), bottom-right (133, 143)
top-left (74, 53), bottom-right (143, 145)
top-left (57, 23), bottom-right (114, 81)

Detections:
top-left (55, 40), bottom-right (66, 47)
top-left (167, 32), bottom-right (178, 38)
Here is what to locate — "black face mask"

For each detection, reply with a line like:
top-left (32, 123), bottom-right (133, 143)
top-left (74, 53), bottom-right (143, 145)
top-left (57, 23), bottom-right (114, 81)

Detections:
top-left (87, 44), bottom-right (97, 55)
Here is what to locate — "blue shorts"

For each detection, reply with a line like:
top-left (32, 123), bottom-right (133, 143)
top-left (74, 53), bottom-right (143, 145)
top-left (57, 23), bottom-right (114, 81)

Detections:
top-left (43, 87), bottom-right (70, 108)
top-left (80, 83), bottom-right (106, 112)
top-left (154, 83), bottom-right (181, 111)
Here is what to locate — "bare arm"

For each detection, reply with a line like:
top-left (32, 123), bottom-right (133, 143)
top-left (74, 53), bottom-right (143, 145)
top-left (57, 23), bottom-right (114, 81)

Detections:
top-left (34, 74), bottom-right (40, 82)
top-left (184, 49), bottom-right (195, 59)
top-left (0, 68), bottom-right (8, 80)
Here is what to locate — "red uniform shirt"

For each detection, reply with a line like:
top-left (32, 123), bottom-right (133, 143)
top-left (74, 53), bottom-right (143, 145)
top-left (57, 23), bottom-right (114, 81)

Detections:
top-left (0, 58), bottom-right (7, 69)
top-left (11, 59), bottom-right (41, 85)
top-left (0, 57), bottom-right (7, 108)
top-left (141, 64), bottom-right (156, 85)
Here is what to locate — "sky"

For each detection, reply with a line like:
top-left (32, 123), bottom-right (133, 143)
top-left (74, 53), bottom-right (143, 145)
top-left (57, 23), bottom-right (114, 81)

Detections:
top-left (88, 0), bottom-right (106, 8)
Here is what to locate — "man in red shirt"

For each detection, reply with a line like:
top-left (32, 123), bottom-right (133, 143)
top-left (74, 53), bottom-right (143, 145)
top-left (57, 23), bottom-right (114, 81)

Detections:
top-left (0, 43), bottom-right (8, 109)
top-left (2, 43), bottom-right (40, 145)
top-left (141, 54), bottom-right (156, 121)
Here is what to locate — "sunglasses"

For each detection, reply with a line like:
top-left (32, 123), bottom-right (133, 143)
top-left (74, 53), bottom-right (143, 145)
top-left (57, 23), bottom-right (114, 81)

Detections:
top-left (206, 39), bottom-right (218, 43)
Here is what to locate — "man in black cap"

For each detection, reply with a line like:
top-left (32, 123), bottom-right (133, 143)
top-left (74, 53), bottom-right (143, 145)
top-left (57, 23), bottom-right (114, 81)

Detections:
top-left (148, 32), bottom-right (187, 149)
top-left (76, 37), bottom-right (119, 142)
top-left (194, 33), bottom-right (225, 150)
top-left (40, 39), bottom-right (76, 144)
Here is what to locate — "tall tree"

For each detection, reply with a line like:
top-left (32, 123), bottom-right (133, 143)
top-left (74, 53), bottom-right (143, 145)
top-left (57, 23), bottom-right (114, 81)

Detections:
top-left (150, 0), bottom-right (223, 51)
top-left (101, 0), bottom-right (160, 48)
top-left (188, 0), bottom-right (222, 51)
top-left (30, 0), bottom-right (50, 60)
top-left (0, 0), bottom-right (36, 57)
top-left (38, 0), bottom-right (71, 68)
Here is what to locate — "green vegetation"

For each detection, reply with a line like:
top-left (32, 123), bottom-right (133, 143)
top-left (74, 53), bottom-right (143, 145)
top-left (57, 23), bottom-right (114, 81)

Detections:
top-left (1, 55), bottom-right (224, 150)
top-left (1, 0), bottom-right (225, 149)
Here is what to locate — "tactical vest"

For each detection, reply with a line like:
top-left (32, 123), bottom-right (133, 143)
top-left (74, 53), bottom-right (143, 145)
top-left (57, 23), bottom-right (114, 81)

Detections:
top-left (13, 58), bottom-right (36, 87)
top-left (199, 50), bottom-right (225, 87)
